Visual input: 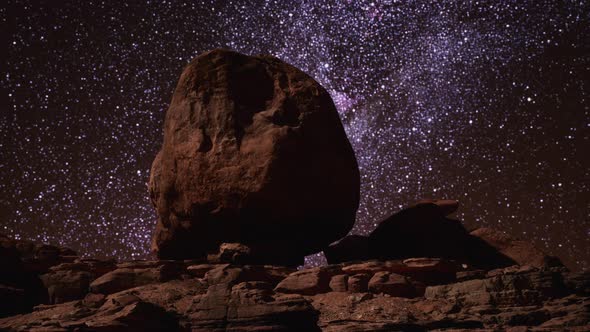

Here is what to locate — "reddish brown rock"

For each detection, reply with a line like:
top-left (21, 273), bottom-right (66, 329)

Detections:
top-left (89, 261), bottom-right (183, 295)
top-left (187, 263), bottom-right (218, 278)
top-left (368, 271), bottom-right (417, 298)
top-left (347, 273), bottom-right (371, 293)
top-left (425, 269), bottom-right (571, 306)
top-left (275, 266), bottom-right (341, 295)
top-left (41, 267), bottom-right (92, 305)
top-left (201, 264), bottom-right (244, 285)
top-left (198, 264), bottom-right (295, 287)
top-left (213, 242), bottom-right (251, 263)
top-left (0, 276), bottom-right (320, 331)
top-left (401, 258), bottom-right (457, 285)
top-left (148, 49), bottom-right (360, 264)
top-left (40, 260), bottom-right (116, 304)
top-left (341, 260), bottom-right (404, 275)
top-left (84, 301), bottom-right (180, 331)
top-left (470, 227), bottom-right (564, 269)
top-left (0, 293), bottom-right (179, 332)
top-left (1, 256), bottom-right (588, 331)
top-left (328, 274), bottom-right (348, 292)
top-left (188, 282), bottom-right (320, 331)
top-left (82, 292), bottom-right (106, 308)
top-left (240, 265), bottom-right (295, 286)
top-left (456, 269), bottom-right (487, 281)
top-left (339, 258), bottom-right (456, 286)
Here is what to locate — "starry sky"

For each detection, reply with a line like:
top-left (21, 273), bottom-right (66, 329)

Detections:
top-left (2, 1), bottom-right (589, 270)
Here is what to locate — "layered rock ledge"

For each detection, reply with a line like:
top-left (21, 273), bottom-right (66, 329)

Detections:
top-left (1, 234), bottom-right (588, 331)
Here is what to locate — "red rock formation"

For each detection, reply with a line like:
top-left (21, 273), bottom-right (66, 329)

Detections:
top-left (470, 227), bottom-right (565, 269)
top-left (327, 200), bottom-right (564, 271)
top-left (1, 245), bottom-right (587, 331)
top-left (149, 49), bottom-right (360, 264)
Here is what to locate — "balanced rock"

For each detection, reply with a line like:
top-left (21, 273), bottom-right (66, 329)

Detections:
top-left (149, 49), bottom-right (360, 264)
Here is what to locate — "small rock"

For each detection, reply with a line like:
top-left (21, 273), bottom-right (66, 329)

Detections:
top-left (368, 271), bottom-right (417, 298)
top-left (203, 265), bottom-right (244, 285)
top-left (341, 260), bottom-right (402, 275)
top-left (329, 274), bottom-right (348, 292)
top-left (217, 243), bottom-right (251, 263)
top-left (275, 266), bottom-right (340, 295)
top-left (347, 273), bottom-right (371, 293)
top-left (348, 292), bottom-right (373, 303)
top-left (82, 293), bottom-right (105, 308)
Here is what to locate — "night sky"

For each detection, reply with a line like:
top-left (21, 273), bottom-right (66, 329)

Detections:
top-left (2, 1), bottom-right (589, 270)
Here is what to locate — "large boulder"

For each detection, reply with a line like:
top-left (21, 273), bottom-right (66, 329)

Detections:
top-left (149, 49), bottom-right (360, 264)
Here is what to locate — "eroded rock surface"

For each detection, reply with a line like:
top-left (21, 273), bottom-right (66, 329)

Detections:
top-left (148, 49), bottom-right (360, 264)
top-left (1, 244), bottom-right (588, 331)
top-left (327, 201), bottom-right (564, 273)
top-left (470, 227), bottom-right (565, 269)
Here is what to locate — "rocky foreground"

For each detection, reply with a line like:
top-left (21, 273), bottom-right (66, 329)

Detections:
top-left (2, 50), bottom-right (588, 331)
top-left (1, 232), bottom-right (588, 331)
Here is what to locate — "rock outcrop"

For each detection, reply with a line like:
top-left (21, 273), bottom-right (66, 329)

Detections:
top-left (0, 233), bottom-right (88, 316)
top-left (326, 200), bottom-right (564, 272)
top-left (148, 49), bottom-right (360, 265)
top-left (368, 202), bottom-right (474, 263)
top-left (470, 227), bottom-right (565, 269)
top-left (1, 238), bottom-right (587, 331)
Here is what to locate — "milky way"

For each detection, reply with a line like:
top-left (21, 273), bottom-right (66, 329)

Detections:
top-left (2, 1), bottom-right (589, 270)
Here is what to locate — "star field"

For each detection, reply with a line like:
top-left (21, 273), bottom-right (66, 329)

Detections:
top-left (2, 1), bottom-right (589, 270)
